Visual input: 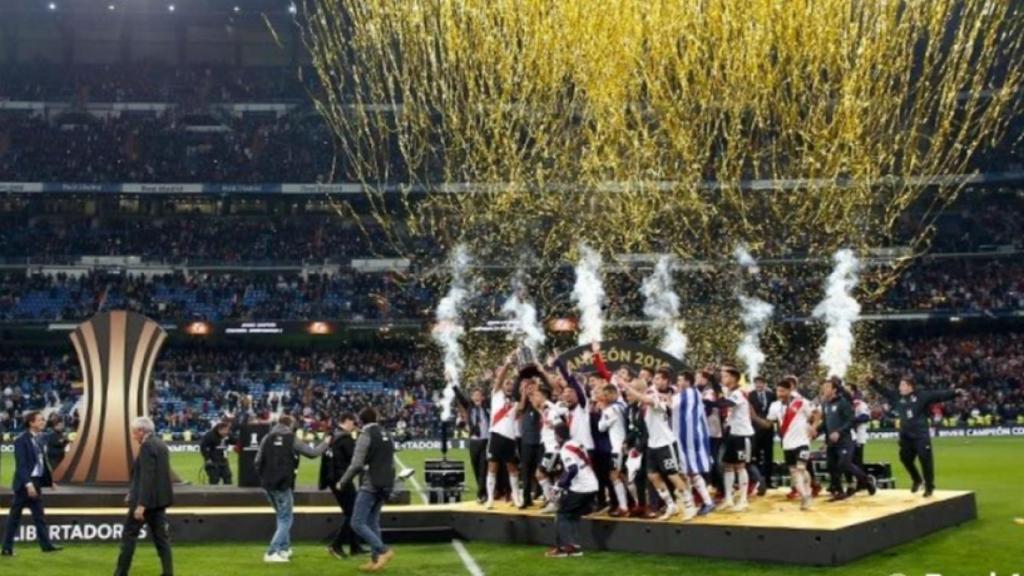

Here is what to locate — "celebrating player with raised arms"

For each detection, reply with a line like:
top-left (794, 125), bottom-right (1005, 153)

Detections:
top-left (485, 355), bottom-right (523, 509)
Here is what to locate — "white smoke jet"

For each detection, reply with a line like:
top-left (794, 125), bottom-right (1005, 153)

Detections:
top-left (737, 295), bottom-right (774, 380)
top-left (572, 244), bottom-right (606, 345)
top-left (734, 246), bottom-right (773, 380)
top-left (641, 255), bottom-right (688, 360)
top-left (501, 281), bottom-right (546, 355)
top-left (812, 249), bottom-right (862, 378)
top-left (431, 245), bottom-right (472, 421)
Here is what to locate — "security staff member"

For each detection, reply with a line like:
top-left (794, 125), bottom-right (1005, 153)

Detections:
top-left (320, 412), bottom-right (364, 559)
top-left (200, 422), bottom-right (234, 485)
top-left (453, 384), bottom-right (490, 503)
top-left (869, 376), bottom-right (964, 497)
top-left (817, 378), bottom-right (876, 501)
top-left (337, 407), bottom-right (397, 572)
top-left (749, 377), bottom-right (776, 493)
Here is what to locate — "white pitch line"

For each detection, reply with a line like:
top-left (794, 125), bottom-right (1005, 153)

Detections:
top-left (393, 453), bottom-right (428, 504)
top-left (452, 539), bottom-right (485, 576)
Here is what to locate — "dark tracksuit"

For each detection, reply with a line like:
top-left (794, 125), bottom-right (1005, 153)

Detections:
top-left (453, 387), bottom-right (490, 501)
top-left (519, 404), bottom-right (543, 506)
top-left (870, 381), bottom-right (957, 491)
top-left (589, 410), bottom-right (613, 510)
top-left (822, 394), bottom-right (869, 493)
top-left (750, 388), bottom-right (776, 488)
top-left (320, 429), bottom-right (362, 554)
top-left (625, 401), bottom-right (648, 507)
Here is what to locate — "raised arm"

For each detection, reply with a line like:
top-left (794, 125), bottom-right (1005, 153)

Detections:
top-left (556, 358), bottom-right (587, 409)
top-left (867, 377), bottom-right (899, 405)
top-left (591, 342), bottom-right (613, 382)
top-left (493, 354), bottom-right (514, 394)
top-left (920, 387), bottom-right (960, 405)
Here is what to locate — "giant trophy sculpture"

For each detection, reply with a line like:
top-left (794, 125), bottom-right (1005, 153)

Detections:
top-left (54, 311), bottom-right (167, 485)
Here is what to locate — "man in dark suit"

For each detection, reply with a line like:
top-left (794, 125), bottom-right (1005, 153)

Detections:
top-left (320, 412), bottom-right (364, 559)
top-left (114, 417), bottom-right (174, 576)
top-left (749, 377), bottom-right (776, 494)
top-left (2, 411), bottom-right (62, 556)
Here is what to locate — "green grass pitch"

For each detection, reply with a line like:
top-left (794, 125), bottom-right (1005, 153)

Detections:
top-left (1, 437), bottom-right (1022, 575)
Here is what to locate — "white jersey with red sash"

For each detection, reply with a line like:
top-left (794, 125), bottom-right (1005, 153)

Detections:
top-left (559, 440), bottom-right (599, 493)
top-left (566, 403), bottom-right (594, 450)
top-left (490, 390), bottom-right (518, 440)
top-left (766, 392), bottom-right (815, 450)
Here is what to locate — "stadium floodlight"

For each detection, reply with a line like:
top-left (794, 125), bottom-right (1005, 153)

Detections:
top-left (107, 3), bottom-right (115, 10)
top-left (287, 3), bottom-right (297, 14)
top-left (233, 5), bottom-right (240, 13)
top-left (167, 4), bottom-right (175, 12)
top-left (47, 2), bottom-right (57, 11)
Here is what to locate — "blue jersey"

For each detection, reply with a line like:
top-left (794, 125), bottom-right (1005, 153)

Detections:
top-left (672, 387), bottom-right (712, 475)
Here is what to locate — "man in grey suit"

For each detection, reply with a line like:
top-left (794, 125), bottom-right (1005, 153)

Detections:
top-left (114, 417), bottom-right (174, 576)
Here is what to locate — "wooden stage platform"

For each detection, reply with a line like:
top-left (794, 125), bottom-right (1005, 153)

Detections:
top-left (0, 489), bottom-right (976, 566)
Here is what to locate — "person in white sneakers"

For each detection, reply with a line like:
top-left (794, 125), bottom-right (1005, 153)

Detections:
top-left (759, 376), bottom-right (817, 510)
top-left (719, 366), bottom-right (754, 512)
top-left (597, 383), bottom-right (630, 517)
top-left (485, 356), bottom-right (524, 509)
top-left (545, 423), bottom-right (598, 558)
top-left (624, 369), bottom-right (698, 521)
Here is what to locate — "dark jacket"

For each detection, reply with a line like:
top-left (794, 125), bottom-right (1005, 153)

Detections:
top-left (199, 429), bottom-right (230, 464)
top-left (11, 431), bottom-right (52, 492)
top-left (338, 423), bottom-right (395, 492)
top-left (129, 434), bottom-right (174, 510)
top-left (822, 395), bottom-right (855, 445)
top-left (319, 429), bottom-right (356, 491)
top-left (870, 380), bottom-right (957, 439)
top-left (453, 386), bottom-right (490, 440)
top-left (44, 429), bottom-right (69, 467)
top-left (750, 388), bottom-right (776, 419)
top-left (256, 423), bottom-right (330, 492)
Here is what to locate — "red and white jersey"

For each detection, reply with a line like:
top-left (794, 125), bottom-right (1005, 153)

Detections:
top-left (725, 388), bottom-right (755, 437)
top-left (559, 440), bottom-right (599, 493)
top-left (540, 400), bottom-right (568, 453)
top-left (853, 399), bottom-right (870, 446)
top-left (766, 393), bottom-right (815, 450)
top-left (644, 389), bottom-right (677, 449)
top-left (489, 390), bottom-right (518, 440)
top-left (598, 401), bottom-right (627, 454)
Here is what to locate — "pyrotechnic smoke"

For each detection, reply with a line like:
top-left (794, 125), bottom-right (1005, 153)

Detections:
top-left (432, 245), bottom-right (472, 421)
top-left (572, 244), bottom-right (606, 345)
top-left (501, 276), bottom-right (546, 355)
top-left (641, 255), bottom-right (688, 360)
top-left (812, 249), bottom-right (862, 378)
top-left (734, 246), bottom-right (774, 380)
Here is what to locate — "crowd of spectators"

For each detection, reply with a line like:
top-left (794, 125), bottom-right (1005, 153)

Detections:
top-left (0, 64), bottom-right (315, 104)
top-left (1, 346), bottom-right (444, 439)
top-left (0, 270), bottom-right (435, 322)
top-left (0, 113), bottom-right (340, 184)
top-left (0, 214), bottom-right (380, 264)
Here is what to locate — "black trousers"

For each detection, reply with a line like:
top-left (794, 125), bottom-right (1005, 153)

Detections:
top-left (632, 451), bottom-right (648, 507)
top-left (709, 437), bottom-right (724, 494)
top-left (329, 486), bottom-right (361, 553)
top-left (2, 483), bottom-right (55, 552)
top-left (844, 444), bottom-right (866, 485)
top-left (519, 442), bottom-right (543, 505)
top-left (556, 491), bottom-right (596, 549)
top-left (590, 450), bottom-right (612, 509)
top-left (752, 431), bottom-right (775, 487)
top-left (826, 440), bottom-right (868, 493)
top-left (115, 507), bottom-right (173, 576)
top-left (205, 461), bottom-right (232, 485)
top-left (468, 438), bottom-right (489, 501)
top-left (899, 435), bottom-right (935, 489)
